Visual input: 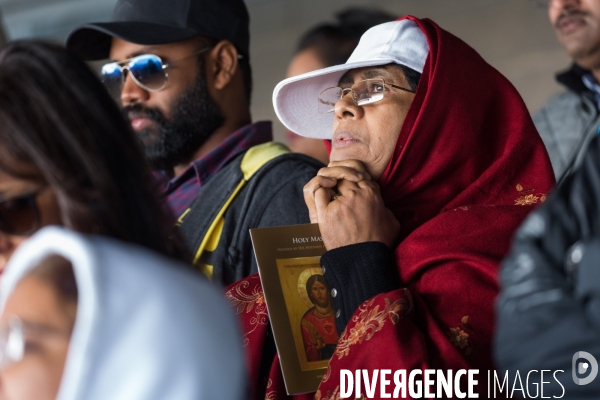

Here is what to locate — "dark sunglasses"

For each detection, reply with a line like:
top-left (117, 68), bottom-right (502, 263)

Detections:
top-left (0, 191), bottom-right (42, 236)
top-left (101, 47), bottom-right (211, 98)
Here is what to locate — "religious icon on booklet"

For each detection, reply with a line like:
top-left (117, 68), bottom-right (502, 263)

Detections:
top-left (251, 223), bottom-right (339, 395)
top-left (278, 260), bottom-right (340, 367)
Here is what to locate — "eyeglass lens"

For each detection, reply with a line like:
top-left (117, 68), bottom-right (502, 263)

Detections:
top-left (0, 194), bottom-right (39, 236)
top-left (101, 54), bottom-right (167, 97)
top-left (0, 317), bottom-right (24, 369)
top-left (318, 79), bottom-right (387, 114)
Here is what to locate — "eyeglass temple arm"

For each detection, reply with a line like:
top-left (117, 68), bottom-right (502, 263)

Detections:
top-left (387, 82), bottom-right (415, 94)
top-left (162, 46), bottom-right (213, 69)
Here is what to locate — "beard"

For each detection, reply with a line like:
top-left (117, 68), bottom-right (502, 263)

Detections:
top-left (124, 62), bottom-right (225, 171)
top-left (312, 296), bottom-right (330, 309)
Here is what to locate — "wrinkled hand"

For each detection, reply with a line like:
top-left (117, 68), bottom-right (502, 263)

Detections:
top-left (303, 160), bottom-right (371, 223)
top-left (317, 159), bottom-right (371, 182)
top-left (303, 160), bottom-right (400, 250)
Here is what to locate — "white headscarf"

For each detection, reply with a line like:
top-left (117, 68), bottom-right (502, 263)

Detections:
top-left (1, 226), bottom-right (246, 400)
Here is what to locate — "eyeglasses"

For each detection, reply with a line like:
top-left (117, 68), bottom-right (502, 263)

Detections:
top-left (0, 190), bottom-right (43, 236)
top-left (101, 47), bottom-right (211, 97)
top-left (0, 316), bottom-right (24, 368)
top-left (0, 315), bottom-right (71, 369)
top-left (318, 78), bottom-right (415, 114)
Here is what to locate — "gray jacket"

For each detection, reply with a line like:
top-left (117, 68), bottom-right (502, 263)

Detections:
top-left (533, 64), bottom-right (600, 181)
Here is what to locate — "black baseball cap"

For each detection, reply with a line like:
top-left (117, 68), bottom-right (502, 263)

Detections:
top-left (66, 0), bottom-right (250, 61)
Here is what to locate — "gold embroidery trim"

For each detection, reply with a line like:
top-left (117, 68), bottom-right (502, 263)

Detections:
top-left (448, 327), bottom-right (469, 349)
top-left (447, 315), bottom-right (473, 355)
top-left (334, 290), bottom-right (412, 360)
top-left (315, 386), bottom-right (367, 400)
top-left (515, 183), bottom-right (547, 206)
top-left (225, 279), bottom-right (268, 347)
top-left (264, 379), bottom-right (276, 400)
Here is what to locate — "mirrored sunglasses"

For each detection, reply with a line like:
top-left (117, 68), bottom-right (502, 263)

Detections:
top-left (0, 190), bottom-right (42, 236)
top-left (101, 47), bottom-right (211, 98)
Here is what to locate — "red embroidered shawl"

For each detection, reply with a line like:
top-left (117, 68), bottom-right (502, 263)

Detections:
top-left (226, 16), bottom-right (555, 400)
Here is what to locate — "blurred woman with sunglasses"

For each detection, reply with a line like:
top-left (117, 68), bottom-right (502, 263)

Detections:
top-left (0, 40), bottom-right (183, 270)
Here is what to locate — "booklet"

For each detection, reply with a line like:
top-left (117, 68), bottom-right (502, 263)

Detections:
top-left (250, 223), bottom-right (339, 395)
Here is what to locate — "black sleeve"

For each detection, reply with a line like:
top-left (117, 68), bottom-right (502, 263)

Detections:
top-left (320, 241), bottom-right (400, 333)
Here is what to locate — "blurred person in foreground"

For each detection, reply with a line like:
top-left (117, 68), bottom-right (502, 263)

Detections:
top-left (229, 16), bottom-right (555, 399)
top-left (0, 226), bottom-right (245, 400)
top-left (0, 40), bottom-right (182, 272)
top-left (286, 8), bottom-right (396, 165)
top-left (496, 137), bottom-right (600, 398)
top-left (67, 0), bottom-right (322, 286)
top-left (534, 0), bottom-right (600, 181)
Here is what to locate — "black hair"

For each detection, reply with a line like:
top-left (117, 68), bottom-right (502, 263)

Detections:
top-left (399, 65), bottom-right (421, 92)
top-left (0, 41), bottom-right (186, 261)
top-left (32, 255), bottom-right (78, 304)
top-left (305, 274), bottom-right (327, 305)
top-left (297, 8), bottom-right (398, 66)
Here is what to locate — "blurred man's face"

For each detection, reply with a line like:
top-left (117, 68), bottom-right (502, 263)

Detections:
top-left (549, 0), bottom-right (600, 69)
top-left (109, 37), bottom-right (224, 170)
top-left (285, 47), bottom-right (330, 165)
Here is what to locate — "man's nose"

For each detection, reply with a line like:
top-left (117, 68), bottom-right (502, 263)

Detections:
top-left (121, 70), bottom-right (150, 107)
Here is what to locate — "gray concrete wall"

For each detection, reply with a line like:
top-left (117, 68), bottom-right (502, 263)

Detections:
top-left (0, 0), bottom-right (570, 142)
top-left (248, 0), bottom-right (570, 141)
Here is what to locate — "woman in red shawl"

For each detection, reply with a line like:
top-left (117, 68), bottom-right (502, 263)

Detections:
top-left (227, 16), bottom-right (555, 399)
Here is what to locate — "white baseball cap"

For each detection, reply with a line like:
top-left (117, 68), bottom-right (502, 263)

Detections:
top-left (273, 19), bottom-right (429, 140)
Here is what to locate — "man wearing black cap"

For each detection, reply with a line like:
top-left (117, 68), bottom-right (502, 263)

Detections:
top-left (67, 0), bottom-right (322, 286)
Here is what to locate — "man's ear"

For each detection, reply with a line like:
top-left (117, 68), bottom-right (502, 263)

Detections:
top-left (208, 40), bottom-right (239, 91)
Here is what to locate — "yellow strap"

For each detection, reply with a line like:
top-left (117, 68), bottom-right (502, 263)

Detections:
top-left (204, 217), bottom-right (225, 252)
top-left (176, 208), bottom-right (191, 226)
top-left (191, 142), bottom-right (291, 268)
top-left (198, 264), bottom-right (214, 278)
top-left (240, 142), bottom-right (290, 180)
top-left (193, 179), bottom-right (246, 265)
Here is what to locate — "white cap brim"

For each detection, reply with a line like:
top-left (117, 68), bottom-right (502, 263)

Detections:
top-left (273, 20), bottom-right (429, 140)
